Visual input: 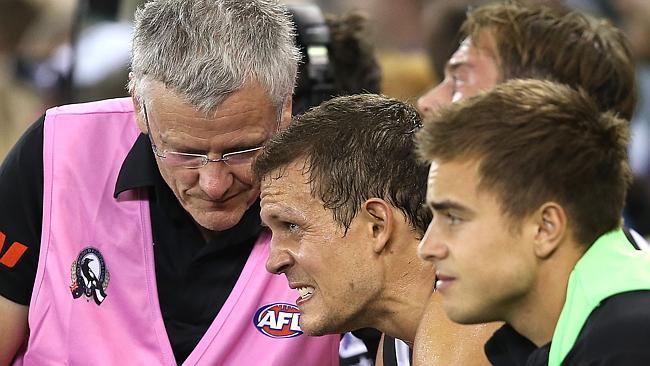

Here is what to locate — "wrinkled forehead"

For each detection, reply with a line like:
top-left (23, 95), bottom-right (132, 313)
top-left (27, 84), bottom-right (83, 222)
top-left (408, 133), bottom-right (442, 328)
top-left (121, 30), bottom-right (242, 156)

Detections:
top-left (147, 79), bottom-right (278, 114)
top-left (259, 160), bottom-right (328, 226)
top-left (146, 81), bottom-right (280, 136)
top-left (260, 160), bottom-right (312, 200)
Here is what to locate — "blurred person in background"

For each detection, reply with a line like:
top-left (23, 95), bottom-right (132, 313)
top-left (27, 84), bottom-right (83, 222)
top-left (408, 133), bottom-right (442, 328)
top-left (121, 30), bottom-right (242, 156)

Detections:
top-left (421, 0), bottom-right (570, 82)
top-left (420, 0), bottom-right (487, 84)
top-left (0, 0), bottom-right (45, 161)
top-left (290, 5), bottom-right (382, 117)
top-left (416, 2), bottom-right (635, 119)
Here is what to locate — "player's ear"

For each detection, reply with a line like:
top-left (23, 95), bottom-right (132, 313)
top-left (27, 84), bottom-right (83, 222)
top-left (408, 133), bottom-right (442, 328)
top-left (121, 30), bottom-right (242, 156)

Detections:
top-left (361, 198), bottom-right (394, 254)
top-left (531, 202), bottom-right (567, 258)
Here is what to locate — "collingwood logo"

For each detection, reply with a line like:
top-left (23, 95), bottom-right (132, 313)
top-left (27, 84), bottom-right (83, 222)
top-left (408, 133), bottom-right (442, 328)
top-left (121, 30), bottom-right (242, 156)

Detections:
top-left (70, 247), bottom-right (110, 305)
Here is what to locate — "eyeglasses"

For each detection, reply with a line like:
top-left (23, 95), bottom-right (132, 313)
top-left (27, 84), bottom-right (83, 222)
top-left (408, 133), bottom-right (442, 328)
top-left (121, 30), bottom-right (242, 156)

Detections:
top-left (142, 101), bottom-right (274, 169)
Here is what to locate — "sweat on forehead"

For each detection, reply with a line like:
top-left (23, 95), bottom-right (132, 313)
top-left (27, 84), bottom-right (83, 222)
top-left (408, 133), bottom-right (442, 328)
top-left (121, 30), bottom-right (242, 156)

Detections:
top-left (253, 94), bottom-right (431, 234)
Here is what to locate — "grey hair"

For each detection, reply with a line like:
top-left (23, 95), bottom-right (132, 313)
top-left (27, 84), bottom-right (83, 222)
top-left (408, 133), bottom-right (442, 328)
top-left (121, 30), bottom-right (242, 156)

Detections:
top-left (128, 0), bottom-right (300, 114)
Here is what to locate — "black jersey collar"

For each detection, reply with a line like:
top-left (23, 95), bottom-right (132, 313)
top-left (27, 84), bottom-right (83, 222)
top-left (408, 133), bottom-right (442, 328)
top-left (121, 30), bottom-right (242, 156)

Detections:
top-left (485, 324), bottom-right (550, 366)
top-left (114, 133), bottom-right (158, 198)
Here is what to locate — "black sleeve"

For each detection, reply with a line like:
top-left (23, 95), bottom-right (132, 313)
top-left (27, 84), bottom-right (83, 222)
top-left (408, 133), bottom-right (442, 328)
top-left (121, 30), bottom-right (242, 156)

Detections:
top-left (563, 291), bottom-right (650, 365)
top-left (0, 116), bottom-right (44, 305)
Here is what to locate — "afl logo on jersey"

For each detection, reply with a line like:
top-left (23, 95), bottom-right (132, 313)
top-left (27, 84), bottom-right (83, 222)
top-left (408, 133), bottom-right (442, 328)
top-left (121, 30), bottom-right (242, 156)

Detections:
top-left (253, 303), bottom-right (303, 338)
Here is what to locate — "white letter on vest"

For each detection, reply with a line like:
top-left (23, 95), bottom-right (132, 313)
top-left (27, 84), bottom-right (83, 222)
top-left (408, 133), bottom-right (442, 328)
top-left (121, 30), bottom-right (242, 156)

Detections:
top-left (257, 311), bottom-right (278, 329)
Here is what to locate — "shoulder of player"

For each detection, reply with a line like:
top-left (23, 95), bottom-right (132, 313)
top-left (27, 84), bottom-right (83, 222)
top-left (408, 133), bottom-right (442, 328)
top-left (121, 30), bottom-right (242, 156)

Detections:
top-left (570, 291), bottom-right (650, 355)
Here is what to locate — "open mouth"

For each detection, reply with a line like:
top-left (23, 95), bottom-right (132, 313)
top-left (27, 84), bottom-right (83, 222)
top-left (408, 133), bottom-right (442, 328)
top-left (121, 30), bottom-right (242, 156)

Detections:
top-left (297, 286), bottom-right (315, 304)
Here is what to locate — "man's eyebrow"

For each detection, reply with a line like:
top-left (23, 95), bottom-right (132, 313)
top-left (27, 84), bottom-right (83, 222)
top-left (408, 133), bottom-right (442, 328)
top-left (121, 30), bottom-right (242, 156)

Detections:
top-left (447, 61), bottom-right (463, 72)
top-left (429, 200), bottom-right (472, 214)
top-left (261, 203), bottom-right (301, 219)
top-left (444, 59), bottom-right (469, 76)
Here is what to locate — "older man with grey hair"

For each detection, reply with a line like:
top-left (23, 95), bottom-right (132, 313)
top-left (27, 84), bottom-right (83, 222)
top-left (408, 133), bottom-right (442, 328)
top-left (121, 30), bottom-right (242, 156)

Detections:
top-left (0, 1), bottom-right (339, 364)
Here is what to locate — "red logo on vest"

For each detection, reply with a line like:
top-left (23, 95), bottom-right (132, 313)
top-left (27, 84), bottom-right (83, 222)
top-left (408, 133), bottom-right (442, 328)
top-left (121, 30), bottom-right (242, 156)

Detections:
top-left (0, 231), bottom-right (28, 268)
top-left (253, 303), bottom-right (303, 338)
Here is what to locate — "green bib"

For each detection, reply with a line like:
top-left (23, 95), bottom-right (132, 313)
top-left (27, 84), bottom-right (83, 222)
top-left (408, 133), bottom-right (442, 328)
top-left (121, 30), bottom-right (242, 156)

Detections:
top-left (549, 229), bottom-right (650, 366)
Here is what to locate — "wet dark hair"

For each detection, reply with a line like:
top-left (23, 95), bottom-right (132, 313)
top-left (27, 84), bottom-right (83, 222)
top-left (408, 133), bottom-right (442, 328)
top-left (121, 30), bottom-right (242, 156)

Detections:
top-left (254, 94), bottom-right (430, 236)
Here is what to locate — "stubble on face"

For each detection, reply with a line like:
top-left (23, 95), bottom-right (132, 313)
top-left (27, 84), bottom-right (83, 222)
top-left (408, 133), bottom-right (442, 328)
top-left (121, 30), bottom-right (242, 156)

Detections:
top-left (260, 161), bottom-right (382, 336)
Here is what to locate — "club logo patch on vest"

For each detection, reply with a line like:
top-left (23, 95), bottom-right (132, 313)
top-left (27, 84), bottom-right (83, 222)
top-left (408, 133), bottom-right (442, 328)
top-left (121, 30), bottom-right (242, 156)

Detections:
top-left (253, 303), bottom-right (303, 338)
top-left (70, 247), bottom-right (110, 305)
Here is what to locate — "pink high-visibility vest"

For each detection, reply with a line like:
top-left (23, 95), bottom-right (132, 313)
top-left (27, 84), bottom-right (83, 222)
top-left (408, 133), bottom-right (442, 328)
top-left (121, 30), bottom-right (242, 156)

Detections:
top-left (13, 98), bottom-right (339, 365)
